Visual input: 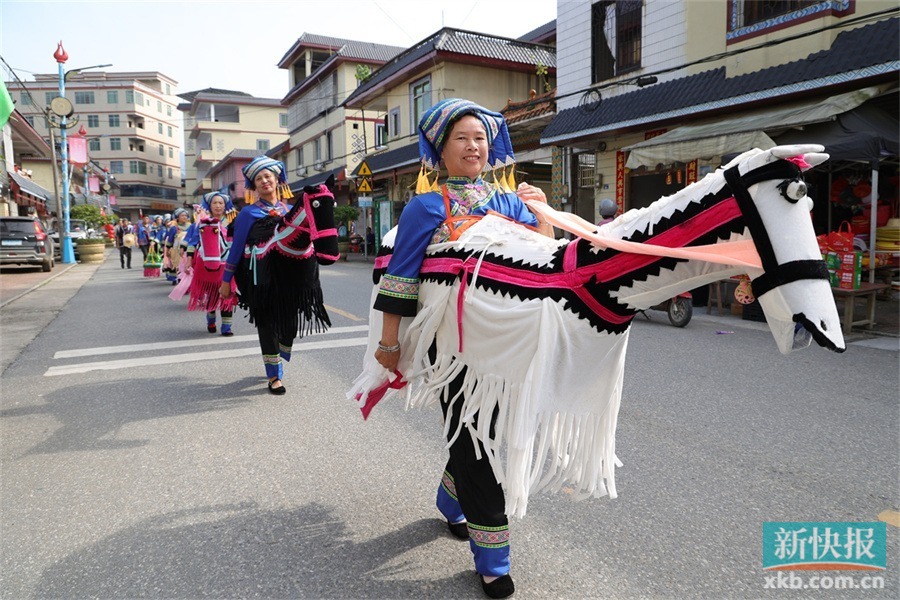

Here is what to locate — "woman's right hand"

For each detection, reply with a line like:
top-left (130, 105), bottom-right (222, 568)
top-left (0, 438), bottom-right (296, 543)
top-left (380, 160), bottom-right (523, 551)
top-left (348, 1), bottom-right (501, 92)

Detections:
top-left (374, 346), bottom-right (400, 371)
top-left (220, 281), bottom-right (232, 299)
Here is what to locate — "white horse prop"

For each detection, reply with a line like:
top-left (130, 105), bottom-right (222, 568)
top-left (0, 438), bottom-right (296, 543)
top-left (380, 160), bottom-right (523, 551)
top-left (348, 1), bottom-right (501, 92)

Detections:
top-left (349, 144), bottom-right (845, 518)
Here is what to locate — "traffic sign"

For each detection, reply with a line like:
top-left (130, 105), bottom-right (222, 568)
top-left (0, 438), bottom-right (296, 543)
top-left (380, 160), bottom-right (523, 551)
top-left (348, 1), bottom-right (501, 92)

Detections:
top-left (358, 196), bottom-right (373, 208)
top-left (358, 177), bottom-right (372, 193)
top-left (357, 161), bottom-right (372, 177)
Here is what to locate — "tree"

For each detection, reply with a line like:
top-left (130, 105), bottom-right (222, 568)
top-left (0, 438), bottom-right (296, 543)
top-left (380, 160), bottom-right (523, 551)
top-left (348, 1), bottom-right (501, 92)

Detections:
top-left (69, 204), bottom-right (104, 228)
top-left (334, 204), bottom-right (359, 241)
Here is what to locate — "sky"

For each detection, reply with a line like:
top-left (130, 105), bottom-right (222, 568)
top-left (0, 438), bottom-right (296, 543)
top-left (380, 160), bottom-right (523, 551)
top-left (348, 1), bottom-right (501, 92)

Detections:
top-left (0, 0), bottom-right (557, 100)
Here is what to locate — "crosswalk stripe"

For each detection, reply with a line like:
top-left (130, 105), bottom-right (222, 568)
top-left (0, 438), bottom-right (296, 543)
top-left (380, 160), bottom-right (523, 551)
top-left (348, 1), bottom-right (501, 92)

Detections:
top-left (53, 325), bottom-right (370, 359)
top-left (45, 336), bottom-right (370, 377)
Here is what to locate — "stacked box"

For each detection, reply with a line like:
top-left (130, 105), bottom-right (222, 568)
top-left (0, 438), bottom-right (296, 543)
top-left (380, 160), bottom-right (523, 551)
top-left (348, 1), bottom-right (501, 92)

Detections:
top-left (826, 251), bottom-right (862, 289)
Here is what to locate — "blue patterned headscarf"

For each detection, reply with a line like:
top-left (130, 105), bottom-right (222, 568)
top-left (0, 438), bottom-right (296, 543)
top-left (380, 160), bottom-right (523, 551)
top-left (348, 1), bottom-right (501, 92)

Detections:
top-left (201, 192), bottom-right (234, 213)
top-left (418, 98), bottom-right (515, 172)
top-left (242, 156), bottom-right (287, 189)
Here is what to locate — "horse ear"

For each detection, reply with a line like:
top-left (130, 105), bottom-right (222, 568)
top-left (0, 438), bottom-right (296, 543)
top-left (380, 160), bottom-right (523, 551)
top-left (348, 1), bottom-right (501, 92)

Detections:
top-left (325, 174), bottom-right (335, 190)
top-left (803, 152), bottom-right (829, 169)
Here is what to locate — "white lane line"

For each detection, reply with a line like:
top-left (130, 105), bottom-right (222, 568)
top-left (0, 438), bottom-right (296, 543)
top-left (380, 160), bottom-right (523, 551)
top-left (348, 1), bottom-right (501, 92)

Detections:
top-left (53, 325), bottom-right (371, 359)
top-left (45, 336), bottom-right (370, 377)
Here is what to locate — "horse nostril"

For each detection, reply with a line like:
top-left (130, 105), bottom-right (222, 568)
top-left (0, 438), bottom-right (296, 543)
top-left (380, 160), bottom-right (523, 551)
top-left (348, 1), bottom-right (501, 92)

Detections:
top-left (821, 320), bottom-right (827, 331)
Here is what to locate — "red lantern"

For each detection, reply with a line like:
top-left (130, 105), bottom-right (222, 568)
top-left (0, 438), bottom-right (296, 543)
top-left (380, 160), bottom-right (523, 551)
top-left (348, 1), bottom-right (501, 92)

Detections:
top-left (665, 172), bottom-right (673, 185)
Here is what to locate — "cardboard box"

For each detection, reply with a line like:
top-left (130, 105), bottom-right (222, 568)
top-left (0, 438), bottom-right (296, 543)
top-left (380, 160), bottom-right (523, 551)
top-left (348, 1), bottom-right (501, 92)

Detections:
top-left (836, 268), bottom-right (861, 290)
top-left (835, 251), bottom-right (862, 270)
top-left (823, 252), bottom-right (840, 270)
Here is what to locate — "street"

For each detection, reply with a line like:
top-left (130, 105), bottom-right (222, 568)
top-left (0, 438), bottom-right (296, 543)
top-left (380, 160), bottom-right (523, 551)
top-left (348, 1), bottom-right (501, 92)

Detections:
top-left (0, 251), bottom-right (897, 599)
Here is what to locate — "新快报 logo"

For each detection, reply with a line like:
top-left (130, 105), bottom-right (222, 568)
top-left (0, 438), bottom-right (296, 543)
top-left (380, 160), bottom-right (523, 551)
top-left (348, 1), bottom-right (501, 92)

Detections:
top-left (763, 522), bottom-right (886, 571)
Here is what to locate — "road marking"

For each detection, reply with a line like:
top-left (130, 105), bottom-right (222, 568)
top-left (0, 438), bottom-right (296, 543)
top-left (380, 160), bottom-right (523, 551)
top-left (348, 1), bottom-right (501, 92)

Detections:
top-left (878, 509), bottom-right (900, 528)
top-left (45, 336), bottom-right (370, 377)
top-left (53, 325), bottom-right (370, 359)
top-left (324, 304), bottom-right (365, 322)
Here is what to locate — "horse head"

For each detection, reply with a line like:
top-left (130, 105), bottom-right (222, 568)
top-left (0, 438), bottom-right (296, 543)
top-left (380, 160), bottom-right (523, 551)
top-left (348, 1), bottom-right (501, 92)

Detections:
top-left (273, 174), bottom-right (338, 264)
top-left (303, 174), bottom-right (339, 265)
top-left (724, 144), bottom-right (844, 354)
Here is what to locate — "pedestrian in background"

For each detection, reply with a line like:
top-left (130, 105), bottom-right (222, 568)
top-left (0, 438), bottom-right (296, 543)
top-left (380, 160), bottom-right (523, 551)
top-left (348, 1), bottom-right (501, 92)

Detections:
top-left (597, 198), bottom-right (618, 226)
top-left (114, 218), bottom-right (134, 269)
top-left (136, 215), bottom-right (152, 260)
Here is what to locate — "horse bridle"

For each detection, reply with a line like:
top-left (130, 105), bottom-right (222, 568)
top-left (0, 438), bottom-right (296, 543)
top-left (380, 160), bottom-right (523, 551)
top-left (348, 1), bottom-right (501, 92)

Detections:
top-left (724, 160), bottom-right (830, 298)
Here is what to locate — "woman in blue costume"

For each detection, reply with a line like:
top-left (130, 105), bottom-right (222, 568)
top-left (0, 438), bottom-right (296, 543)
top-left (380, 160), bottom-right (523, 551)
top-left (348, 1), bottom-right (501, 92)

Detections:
top-left (373, 98), bottom-right (553, 599)
top-left (163, 208), bottom-right (191, 285)
top-left (219, 156), bottom-right (298, 395)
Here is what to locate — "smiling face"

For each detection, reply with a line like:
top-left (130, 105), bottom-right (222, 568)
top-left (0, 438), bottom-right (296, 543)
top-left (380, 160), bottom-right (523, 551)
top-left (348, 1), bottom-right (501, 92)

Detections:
top-left (253, 169), bottom-right (278, 202)
top-left (177, 212), bottom-right (188, 225)
top-left (209, 196), bottom-right (226, 218)
top-left (440, 115), bottom-right (489, 180)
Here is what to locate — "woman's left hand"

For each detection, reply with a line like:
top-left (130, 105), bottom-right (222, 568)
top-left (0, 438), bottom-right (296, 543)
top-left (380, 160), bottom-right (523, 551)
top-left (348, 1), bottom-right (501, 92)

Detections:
top-left (517, 182), bottom-right (548, 204)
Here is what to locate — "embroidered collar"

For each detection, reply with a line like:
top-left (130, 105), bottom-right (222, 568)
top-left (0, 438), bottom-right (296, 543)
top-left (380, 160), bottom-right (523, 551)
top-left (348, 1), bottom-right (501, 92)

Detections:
top-left (444, 177), bottom-right (496, 215)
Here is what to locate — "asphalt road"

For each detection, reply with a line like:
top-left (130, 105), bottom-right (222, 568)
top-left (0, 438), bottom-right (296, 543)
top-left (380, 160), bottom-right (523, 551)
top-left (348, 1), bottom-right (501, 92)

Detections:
top-left (1, 252), bottom-right (897, 599)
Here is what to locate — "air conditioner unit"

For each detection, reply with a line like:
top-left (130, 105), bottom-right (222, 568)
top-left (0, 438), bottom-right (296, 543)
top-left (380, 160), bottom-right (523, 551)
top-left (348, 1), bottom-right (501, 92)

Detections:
top-left (296, 166), bottom-right (308, 176)
top-left (313, 162), bottom-right (325, 172)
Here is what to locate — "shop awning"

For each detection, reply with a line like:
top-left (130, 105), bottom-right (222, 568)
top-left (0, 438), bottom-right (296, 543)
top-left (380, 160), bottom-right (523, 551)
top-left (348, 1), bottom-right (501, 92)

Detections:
top-left (623, 86), bottom-right (883, 169)
top-left (9, 170), bottom-right (52, 201)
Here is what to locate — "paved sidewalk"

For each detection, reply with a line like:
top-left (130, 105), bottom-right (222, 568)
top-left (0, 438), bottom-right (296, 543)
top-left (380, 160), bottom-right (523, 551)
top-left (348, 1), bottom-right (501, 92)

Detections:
top-left (0, 251), bottom-right (108, 376)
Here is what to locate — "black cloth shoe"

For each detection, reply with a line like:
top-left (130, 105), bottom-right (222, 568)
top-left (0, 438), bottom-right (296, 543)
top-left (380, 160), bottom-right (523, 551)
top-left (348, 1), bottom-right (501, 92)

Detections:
top-left (268, 380), bottom-right (287, 395)
top-left (207, 324), bottom-right (217, 334)
top-left (447, 520), bottom-right (469, 539)
top-left (481, 574), bottom-right (514, 599)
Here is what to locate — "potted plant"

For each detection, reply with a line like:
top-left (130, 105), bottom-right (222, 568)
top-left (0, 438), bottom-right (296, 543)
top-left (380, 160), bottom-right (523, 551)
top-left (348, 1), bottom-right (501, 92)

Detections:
top-left (75, 237), bottom-right (107, 263)
top-left (333, 204), bottom-right (360, 261)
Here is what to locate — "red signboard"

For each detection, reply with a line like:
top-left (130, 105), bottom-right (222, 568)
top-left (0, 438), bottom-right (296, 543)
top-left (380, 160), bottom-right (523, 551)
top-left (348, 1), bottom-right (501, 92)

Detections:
top-left (686, 160), bottom-right (698, 185)
top-left (89, 176), bottom-right (100, 193)
top-left (68, 135), bottom-right (87, 165)
top-left (615, 151), bottom-right (626, 213)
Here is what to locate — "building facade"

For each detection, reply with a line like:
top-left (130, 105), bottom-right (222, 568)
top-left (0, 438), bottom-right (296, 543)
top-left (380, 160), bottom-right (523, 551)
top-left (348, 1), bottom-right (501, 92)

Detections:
top-left (8, 71), bottom-right (182, 221)
top-left (177, 89), bottom-right (288, 200)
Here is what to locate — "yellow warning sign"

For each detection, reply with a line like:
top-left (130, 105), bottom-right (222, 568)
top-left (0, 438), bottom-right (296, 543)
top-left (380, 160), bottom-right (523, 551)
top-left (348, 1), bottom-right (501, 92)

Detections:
top-left (357, 177), bottom-right (372, 193)
top-left (357, 161), bottom-right (372, 177)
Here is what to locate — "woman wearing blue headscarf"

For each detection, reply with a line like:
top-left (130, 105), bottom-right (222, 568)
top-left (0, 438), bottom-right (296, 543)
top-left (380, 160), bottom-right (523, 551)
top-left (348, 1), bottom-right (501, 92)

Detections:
top-left (219, 156), bottom-right (297, 395)
top-left (372, 98), bottom-right (553, 599)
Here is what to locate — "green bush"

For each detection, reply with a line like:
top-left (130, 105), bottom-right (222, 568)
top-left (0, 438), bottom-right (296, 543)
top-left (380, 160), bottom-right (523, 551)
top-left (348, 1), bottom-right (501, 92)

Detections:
top-left (69, 204), bottom-right (104, 228)
top-left (75, 237), bottom-right (106, 245)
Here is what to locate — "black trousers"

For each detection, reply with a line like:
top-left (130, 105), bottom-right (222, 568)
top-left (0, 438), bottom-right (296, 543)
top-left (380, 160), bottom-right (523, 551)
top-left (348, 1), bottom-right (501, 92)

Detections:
top-left (256, 318), bottom-right (295, 380)
top-left (118, 246), bottom-right (132, 267)
top-left (138, 244), bottom-right (149, 260)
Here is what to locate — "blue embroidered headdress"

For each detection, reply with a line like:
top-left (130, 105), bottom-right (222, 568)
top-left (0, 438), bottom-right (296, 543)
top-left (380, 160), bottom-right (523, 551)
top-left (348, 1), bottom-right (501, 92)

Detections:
top-left (241, 156), bottom-right (293, 202)
top-left (416, 98), bottom-right (516, 194)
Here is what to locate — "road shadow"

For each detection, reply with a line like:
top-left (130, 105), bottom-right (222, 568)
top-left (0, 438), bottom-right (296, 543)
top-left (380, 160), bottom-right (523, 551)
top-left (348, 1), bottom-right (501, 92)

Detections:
top-left (3, 376), bottom-right (266, 456)
top-left (34, 502), bottom-right (480, 599)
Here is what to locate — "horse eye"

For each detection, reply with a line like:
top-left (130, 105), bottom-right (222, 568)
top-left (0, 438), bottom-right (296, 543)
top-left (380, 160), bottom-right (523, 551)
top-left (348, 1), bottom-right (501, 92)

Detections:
top-left (778, 179), bottom-right (807, 203)
top-left (312, 200), bottom-right (320, 208)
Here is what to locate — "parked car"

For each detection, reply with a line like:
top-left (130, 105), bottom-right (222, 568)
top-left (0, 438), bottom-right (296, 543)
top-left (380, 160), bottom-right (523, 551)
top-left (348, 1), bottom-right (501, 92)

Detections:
top-left (50, 219), bottom-right (89, 261)
top-left (0, 216), bottom-right (55, 272)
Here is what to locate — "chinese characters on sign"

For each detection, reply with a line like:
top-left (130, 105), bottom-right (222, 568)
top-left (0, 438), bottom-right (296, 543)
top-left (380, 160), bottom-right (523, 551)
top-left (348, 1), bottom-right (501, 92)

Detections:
top-left (762, 522), bottom-right (886, 571)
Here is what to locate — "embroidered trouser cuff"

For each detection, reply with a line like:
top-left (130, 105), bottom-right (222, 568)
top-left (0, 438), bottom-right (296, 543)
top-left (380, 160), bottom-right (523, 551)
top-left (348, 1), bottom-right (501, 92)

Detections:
top-left (436, 471), bottom-right (465, 524)
top-left (263, 356), bottom-right (283, 380)
top-left (468, 522), bottom-right (510, 576)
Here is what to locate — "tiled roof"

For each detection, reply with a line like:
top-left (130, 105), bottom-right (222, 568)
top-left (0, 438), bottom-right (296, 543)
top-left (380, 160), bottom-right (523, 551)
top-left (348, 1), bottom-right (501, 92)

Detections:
top-left (289, 165), bottom-right (346, 192)
top-left (345, 28), bottom-right (557, 106)
top-left (277, 33), bottom-right (359, 67)
top-left (350, 142), bottom-right (420, 176)
top-left (502, 90), bottom-right (556, 125)
top-left (9, 170), bottom-right (51, 201)
top-left (177, 88), bottom-right (251, 102)
top-left (518, 20), bottom-right (556, 44)
top-left (205, 149), bottom-right (258, 179)
top-left (542, 17), bottom-right (899, 144)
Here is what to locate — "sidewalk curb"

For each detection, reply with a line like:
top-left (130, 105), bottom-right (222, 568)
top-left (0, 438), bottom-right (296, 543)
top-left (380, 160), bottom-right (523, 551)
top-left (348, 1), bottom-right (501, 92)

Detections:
top-left (0, 262), bottom-right (80, 310)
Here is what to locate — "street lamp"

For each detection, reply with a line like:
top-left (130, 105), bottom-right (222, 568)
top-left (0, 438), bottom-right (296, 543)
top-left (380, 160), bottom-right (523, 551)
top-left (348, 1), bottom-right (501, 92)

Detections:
top-left (51, 40), bottom-right (111, 264)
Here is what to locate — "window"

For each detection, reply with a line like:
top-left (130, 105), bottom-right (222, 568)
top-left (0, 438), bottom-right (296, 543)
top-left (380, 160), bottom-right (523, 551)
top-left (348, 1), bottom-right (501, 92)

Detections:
top-left (157, 100), bottom-right (162, 112)
top-left (159, 144), bottom-right (165, 156)
top-left (167, 105), bottom-right (172, 116)
top-left (326, 131), bottom-right (333, 161)
top-left (19, 93), bottom-right (32, 105)
top-left (87, 115), bottom-right (99, 127)
top-left (74, 91), bottom-right (95, 104)
top-left (110, 137), bottom-right (121, 151)
top-left (110, 160), bottom-right (123, 174)
top-left (107, 90), bottom-right (118, 104)
top-left (591, 1), bottom-right (643, 82)
top-left (165, 83), bottom-right (171, 95)
top-left (25, 115), bottom-right (34, 127)
top-left (168, 147), bottom-right (173, 158)
top-left (108, 114), bottom-right (120, 127)
top-left (130, 160), bottom-right (138, 174)
top-left (89, 138), bottom-right (101, 151)
top-left (158, 123), bottom-right (163, 134)
top-left (125, 90), bottom-right (134, 104)
top-left (727, 0), bottom-right (837, 42)
top-left (168, 167), bottom-right (173, 179)
top-left (332, 71), bottom-right (339, 106)
top-left (134, 91), bottom-right (144, 106)
top-left (167, 126), bottom-right (172, 137)
top-left (313, 138), bottom-right (321, 162)
top-left (577, 153), bottom-right (596, 188)
top-left (157, 165), bottom-right (163, 177)
top-left (279, 113), bottom-right (288, 127)
top-left (388, 107), bottom-right (401, 138)
top-left (296, 146), bottom-right (304, 167)
top-left (375, 122), bottom-right (387, 149)
top-left (45, 92), bottom-right (56, 105)
top-left (257, 139), bottom-right (270, 151)
top-left (410, 77), bottom-right (432, 130)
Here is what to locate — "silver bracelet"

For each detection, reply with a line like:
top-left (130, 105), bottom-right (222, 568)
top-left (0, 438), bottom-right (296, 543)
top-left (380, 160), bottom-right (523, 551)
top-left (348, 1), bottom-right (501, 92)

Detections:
top-left (378, 341), bottom-right (401, 353)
